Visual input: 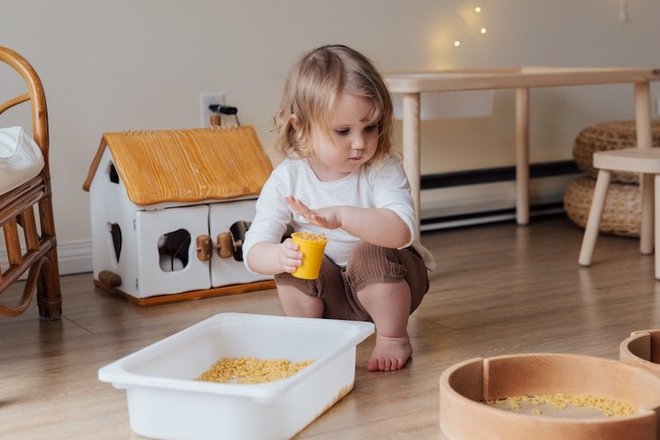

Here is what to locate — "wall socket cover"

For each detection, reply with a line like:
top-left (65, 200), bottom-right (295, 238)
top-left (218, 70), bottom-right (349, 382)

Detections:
top-left (199, 93), bottom-right (225, 127)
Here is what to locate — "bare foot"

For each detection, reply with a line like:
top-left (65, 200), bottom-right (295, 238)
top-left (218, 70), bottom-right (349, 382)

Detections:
top-left (367, 334), bottom-right (412, 372)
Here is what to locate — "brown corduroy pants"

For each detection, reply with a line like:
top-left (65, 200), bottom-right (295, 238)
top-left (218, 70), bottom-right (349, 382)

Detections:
top-left (274, 242), bottom-right (429, 321)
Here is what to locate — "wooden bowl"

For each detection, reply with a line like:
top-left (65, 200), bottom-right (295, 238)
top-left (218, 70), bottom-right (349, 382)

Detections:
top-left (439, 353), bottom-right (660, 440)
top-left (620, 330), bottom-right (660, 379)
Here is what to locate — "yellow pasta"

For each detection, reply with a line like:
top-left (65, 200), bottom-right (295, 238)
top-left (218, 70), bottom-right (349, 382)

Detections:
top-left (485, 393), bottom-right (636, 417)
top-left (292, 232), bottom-right (327, 242)
top-left (196, 357), bottom-right (313, 384)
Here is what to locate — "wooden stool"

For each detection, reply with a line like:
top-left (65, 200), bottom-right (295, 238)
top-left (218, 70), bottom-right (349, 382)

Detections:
top-left (579, 148), bottom-right (660, 278)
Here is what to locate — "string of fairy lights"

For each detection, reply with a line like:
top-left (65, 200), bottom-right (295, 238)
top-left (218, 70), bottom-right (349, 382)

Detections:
top-left (452, 5), bottom-right (487, 48)
top-left (453, 1), bottom-right (632, 49)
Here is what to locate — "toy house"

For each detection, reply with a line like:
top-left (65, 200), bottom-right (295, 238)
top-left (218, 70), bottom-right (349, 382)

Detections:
top-left (82, 126), bottom-right (275, 305)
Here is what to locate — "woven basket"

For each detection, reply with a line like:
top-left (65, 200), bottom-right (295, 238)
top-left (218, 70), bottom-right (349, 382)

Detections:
top-left (573, 120), bottom-right (660, 184)
top-left (563, 175), bottom-right (640, 237)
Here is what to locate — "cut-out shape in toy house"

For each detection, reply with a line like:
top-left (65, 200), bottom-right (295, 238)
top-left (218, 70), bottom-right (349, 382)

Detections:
top-left (82, 126), bottom-right (275, 306)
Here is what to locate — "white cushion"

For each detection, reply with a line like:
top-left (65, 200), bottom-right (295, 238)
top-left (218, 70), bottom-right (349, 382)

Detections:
top-left (0, 126), bottom-right (45, 194)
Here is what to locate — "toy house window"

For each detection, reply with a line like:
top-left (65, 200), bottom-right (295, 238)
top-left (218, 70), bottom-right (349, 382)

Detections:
top-left (228, 221), bottom-right (250, 261)
top-left (108, 162), bottom-right (119, 184)
top-left (158, 229), bottom-right (191, 272)
top-left (109, 223), bottom-right (122, 263)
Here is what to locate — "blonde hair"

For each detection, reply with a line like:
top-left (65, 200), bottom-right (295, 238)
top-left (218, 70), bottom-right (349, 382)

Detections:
top-left (273, 45), bottom-right (393, 163)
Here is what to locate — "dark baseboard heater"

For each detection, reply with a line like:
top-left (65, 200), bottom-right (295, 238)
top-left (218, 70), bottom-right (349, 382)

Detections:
top-left (420, 161), bottom-right (580, 232)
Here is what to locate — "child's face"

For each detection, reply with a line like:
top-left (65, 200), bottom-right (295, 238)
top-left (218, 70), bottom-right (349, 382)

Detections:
top-left (308, 93), bottom-right (379, 181)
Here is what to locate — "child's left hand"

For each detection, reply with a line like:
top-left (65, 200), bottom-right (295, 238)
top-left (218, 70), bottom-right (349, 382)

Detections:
top-left (285, 196), bottom-right (341, 230)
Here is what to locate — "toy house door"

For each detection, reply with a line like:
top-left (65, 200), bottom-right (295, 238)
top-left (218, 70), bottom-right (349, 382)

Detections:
top-left (135, 205), bottom-right (211, 296)
top-left (209, 200), bottom-right (268, 286)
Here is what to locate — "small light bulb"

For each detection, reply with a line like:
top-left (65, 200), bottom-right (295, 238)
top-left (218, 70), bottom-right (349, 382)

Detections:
top-left (475, 6), bottom-right (481, 13)
top-left (480, 27), bottom-right (487, 34)
top-left (454, 40), bottom-right (461, 47)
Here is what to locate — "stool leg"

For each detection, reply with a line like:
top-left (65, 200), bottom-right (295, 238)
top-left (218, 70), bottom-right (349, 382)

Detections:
top-left (579, 170), bottom-right (611, 266)
top-left (636, 81), bottom-right (654, 254)
top-left (641, 173), bottom-right (655, 254)
top-left (655, 175), bottom-right (660, 279)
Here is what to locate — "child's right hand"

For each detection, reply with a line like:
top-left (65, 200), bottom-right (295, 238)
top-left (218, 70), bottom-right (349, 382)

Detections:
top-left (279, 238), bottom-right (303, 273)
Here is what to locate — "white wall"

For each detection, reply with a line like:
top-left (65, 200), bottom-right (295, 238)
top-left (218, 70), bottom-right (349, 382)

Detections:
top-left (1, 0), bottom-right (659, 272)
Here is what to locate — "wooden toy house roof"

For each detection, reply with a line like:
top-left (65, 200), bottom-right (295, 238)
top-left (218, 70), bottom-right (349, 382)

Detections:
top-left (83, 126), bottom-right (273, 206)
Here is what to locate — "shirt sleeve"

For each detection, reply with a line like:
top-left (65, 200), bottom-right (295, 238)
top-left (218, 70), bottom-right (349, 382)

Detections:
top-left (370, 156), bottom-right (416, 248)
top-left (242, 169), bottom-right (292, 273)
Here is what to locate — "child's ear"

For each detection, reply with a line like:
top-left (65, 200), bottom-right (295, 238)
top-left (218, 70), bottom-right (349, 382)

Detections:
top-left (289, 114), bottom-right (302, 132)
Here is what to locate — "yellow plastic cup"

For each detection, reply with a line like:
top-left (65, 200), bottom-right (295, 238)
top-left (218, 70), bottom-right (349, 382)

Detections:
top-left (291, 232), bottom-right (328, 280)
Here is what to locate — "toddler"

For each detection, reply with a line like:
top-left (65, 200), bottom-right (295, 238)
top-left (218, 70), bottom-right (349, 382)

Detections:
top-left (243, 44), bottom-right (435, 372)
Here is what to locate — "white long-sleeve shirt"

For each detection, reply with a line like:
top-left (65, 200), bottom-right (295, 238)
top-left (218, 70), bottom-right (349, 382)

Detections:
top-left (243, 155), bottom-right (436, 272)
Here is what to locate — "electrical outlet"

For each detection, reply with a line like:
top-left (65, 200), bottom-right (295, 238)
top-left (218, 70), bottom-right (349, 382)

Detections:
top-left (199, 93), bottom-right (225, 127)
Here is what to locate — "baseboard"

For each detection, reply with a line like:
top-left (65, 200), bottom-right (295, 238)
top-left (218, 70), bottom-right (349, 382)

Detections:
top-left (55, 239), bottom-right (94, 275)
top-left (420, 161), bottom-right (579, 231)
top-left (2, 161), bottom-right (580, 275)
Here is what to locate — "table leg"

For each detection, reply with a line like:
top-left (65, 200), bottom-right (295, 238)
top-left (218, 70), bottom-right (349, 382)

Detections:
top-left (402, 93), bottom-right (421, 239)
top-left (655, 175), bottom-right (660, 278)
top-left (635, 81), bottom-right (653, 254)
top-left (515, 88), bottom-right (530, 225)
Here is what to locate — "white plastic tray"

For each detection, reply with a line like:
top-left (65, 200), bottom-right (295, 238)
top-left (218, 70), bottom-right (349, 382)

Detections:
top-left (99, 313), bottom-right (374, 440)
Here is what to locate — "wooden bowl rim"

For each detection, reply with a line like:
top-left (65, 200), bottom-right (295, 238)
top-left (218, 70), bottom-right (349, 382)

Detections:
top-left (620, 329), bottom-right (660, 371)
top-left (440, 352), bottom-right (660, 428)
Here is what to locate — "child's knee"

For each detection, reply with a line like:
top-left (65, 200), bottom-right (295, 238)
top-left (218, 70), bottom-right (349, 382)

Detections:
top-left (347, 243), bottom-right (406, 283)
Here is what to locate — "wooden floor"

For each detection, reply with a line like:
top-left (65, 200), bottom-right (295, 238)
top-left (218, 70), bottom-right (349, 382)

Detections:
top-left (3, 215), bottom-right (660, 440)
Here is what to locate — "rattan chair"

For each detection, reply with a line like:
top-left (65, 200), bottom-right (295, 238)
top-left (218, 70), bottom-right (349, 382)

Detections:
top-left (579, 148), bottom-right (660, 279)
top-left (0, 46), bottom-right (62, 318)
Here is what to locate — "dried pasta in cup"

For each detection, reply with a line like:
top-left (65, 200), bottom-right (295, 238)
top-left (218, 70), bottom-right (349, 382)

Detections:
top-left (291, 231), bottom-right (327, 243)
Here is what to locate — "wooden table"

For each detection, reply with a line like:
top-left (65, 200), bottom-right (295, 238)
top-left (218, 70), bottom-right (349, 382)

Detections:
top-left (385, 67), bottom-right (660, 240)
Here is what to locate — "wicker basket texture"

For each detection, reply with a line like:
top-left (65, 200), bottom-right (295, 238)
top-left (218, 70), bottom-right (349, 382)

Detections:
top-left (573, 120), bottom-right (660, 184)
top-left (564, 175), bottom-right (640, 237)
